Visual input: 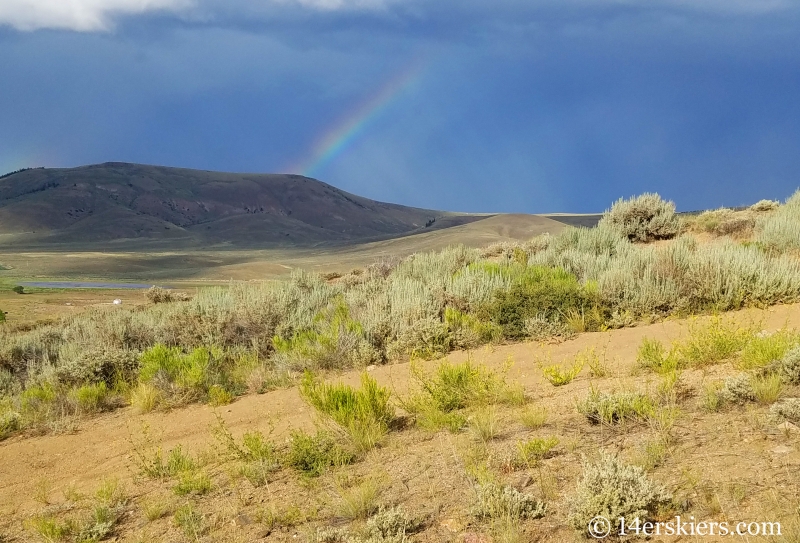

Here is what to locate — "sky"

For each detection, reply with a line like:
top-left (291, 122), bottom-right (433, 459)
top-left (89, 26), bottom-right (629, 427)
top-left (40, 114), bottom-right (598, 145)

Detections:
top-left (1, 1), bottom-right (799, 213)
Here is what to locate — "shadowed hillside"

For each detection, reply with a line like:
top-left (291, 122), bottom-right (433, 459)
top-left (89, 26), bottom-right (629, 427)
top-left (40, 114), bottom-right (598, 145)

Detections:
top-left (0, 163), bottom-right (480, 248)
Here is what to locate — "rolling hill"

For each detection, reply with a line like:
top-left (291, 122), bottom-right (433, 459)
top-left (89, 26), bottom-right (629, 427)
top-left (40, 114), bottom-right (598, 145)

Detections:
top-left (0, 163), bottom-right (480, 248)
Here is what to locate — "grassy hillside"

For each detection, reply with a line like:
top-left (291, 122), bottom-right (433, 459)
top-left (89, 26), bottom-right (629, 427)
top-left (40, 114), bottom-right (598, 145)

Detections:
top-left (0, 163), bottom-right (476, 248)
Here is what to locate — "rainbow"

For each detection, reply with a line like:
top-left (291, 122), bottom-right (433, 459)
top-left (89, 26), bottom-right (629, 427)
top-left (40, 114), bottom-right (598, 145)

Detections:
top-left (292, 56), bottom-right (429, 178)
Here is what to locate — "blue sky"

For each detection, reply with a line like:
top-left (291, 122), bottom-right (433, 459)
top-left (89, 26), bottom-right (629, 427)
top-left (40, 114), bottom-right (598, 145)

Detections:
top-left (1, 1), bottom-right (799, 213)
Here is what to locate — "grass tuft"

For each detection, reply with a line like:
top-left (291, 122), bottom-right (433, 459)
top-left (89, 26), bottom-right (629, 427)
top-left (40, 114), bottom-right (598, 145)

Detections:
top-left (518, 405), bottom-right (547, 429)
top-left (541, 359), bottom-right (583, 386)
top-left (300, 372), bottom-right (394, 453)
top-left (286, 429), bottom-right (353, 477)
top-left (577, 387), bottom-right (655, 425)
top-left (516, 436), bottom-right (559, 467)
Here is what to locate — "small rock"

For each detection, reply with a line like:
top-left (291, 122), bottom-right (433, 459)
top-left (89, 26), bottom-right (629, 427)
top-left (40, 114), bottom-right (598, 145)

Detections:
top-left (440, 518), bottom-right (465, 533)
top-left (510, 474), bottom-right (533, 490)
top-left (772, 445), bottom-right (793, 455)
top-left (366, 365), bottom-right (377, 372)
top-left (778, 421), bottom-right (800, 433)
top-left (234, 513), bottom-right (252, 526)
top-left (112, 299), bottom-right (122, 305)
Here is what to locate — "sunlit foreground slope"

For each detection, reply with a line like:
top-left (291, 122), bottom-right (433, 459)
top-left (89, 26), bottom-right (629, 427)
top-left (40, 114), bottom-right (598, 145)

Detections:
top-left (1, 192), bottom-right (800, 542)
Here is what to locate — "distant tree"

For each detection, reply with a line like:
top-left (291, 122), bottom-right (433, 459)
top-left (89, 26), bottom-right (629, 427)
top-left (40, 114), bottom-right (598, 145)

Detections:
top-left (11, 286), bottom-right (24, 294)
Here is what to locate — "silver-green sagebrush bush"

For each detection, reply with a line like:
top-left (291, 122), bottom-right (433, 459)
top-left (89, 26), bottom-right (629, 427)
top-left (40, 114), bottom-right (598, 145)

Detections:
top-left (751, 199), bottom-right (780, 212)
top-left (719, 373), bottom-right (755, 405)
top-left (312, 507), bottom-right (417, 543)
top-left (577, 388), bottom-right (655, 424)
top-left (755, 189), bottom-right (800, 253)
top-left (778, 347), bottom-right (800, 384)
top-left (598, 193), bottom-right (681, 242)
top-left (568, 451), bottom-right (672, 536)
top-left (770, 398), bottom-right (800, 424)
top-left (473, 481), bottom-right (547, 520)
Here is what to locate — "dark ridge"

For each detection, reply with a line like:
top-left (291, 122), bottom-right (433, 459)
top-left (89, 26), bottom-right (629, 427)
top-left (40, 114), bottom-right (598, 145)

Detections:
top-left (0, 162), bottom-right (475, 249)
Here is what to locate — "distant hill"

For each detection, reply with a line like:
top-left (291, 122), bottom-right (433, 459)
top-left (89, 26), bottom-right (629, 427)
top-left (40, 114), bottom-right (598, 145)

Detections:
top-left (0, 163), bottom-right (481, 248)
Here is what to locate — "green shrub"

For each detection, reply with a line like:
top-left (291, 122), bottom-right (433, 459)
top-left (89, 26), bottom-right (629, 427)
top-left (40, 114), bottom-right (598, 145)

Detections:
top-left (77, 480), bottom-right (127, 543)
top-left (0, 309), bottom-right (5, 322)
top-left (444, 307), bottom-right (502, 348)
top-left (134, 444), bottom-right (197, 480)
top-left (406, 360), bottom-right (523, 430)
top-left (598, 193), bottom-right (680, 242)
top-left (137, 344), bottom-right (239, 407)
top-left (285, 430), bottom-right (353, 477)
top-left (580, 347), bottom-right (609, 377)
top-left (173, 470), bottom-right (212, 496)
top-left (273, 300), bottom-right (378, 371)
top-left (26, 515), bottom-right (73, 542)
top-left (0, 408), bottom-right (21, 440)
top-left (701, 382), bottom-right (725, 412)
top-left (523, 314), bottom-right (575, 341)
top-left (469, 406), bottom-right (499, 442)
top-left (144, 286), bottom-right (190, 304)
top-left (567, 451), bottom-right (671, 536)
top-left (94, 477), bottom-right (126, 507)
top-left (479, 266), bottom-right (603, 339)
top-left (738, 329), bottom-right (800, 370)
top-left (334, 478), bottom-right (383, 520)
top-left (692, 208), bottom-right (755, 237)
top-left (300, 372), bottom-right (394, 452)
top-left (139, 345), bottom-right (210, 388)
top-left (130, 382), bottom-right (161, 413)
top-left (577, 388), bottom-right (655, 425)
top-left (12, 285), bottom-right (24, 294)
top-left (519, 405), bottom-right (547, 429)
top-left (637, 338), bottom-right (680, 373)
top-left (751, 373), bottom-right (783, 405)
top-left (174, 503), bottom-right (205, 540)
top-left (69, 382), bottom-right (112, 414)
top-left (211, 416), bottom-right (280, 486)
top-left (19, 383), bottom-right (59, 425)
top-left (678, 317), bottom-right (753, 367)
top-left (3, 192), bottom-right (800, 427)
top-left (300, 372), bottom-right (393, 429)
top-left (413, 406), bottom-right (466, 433)
top-left (516, 436), bottom-right (559, 467)
top-left (541, 360), bottom-right (583, 386)
top-left (207, 384), bottom-right (233, 406)
top-left (166, 445), bottom-right (197, 475)
top-left (77, 504), bottom-right (120, 543)
top-left (239, 432), bottom-right (277, 463)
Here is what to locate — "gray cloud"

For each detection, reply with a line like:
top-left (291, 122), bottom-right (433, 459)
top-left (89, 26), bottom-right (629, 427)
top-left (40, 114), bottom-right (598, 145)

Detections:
top-left (0, 0), bottom-right (193, 31)
top-left (2, 0), bottom-right (796, 32)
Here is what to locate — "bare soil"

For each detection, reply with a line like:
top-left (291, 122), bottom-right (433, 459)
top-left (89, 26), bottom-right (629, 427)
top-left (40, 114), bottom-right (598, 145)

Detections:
top-left (2, 304), bottom-right (799, 542)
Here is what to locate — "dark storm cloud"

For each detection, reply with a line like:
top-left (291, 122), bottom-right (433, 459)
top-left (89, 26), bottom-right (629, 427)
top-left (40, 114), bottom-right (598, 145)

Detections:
top-left (1, 1), bottom-right (799, 212)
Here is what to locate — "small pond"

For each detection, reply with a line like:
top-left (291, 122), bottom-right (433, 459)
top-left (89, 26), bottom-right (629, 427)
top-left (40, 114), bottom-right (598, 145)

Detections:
top-left (19, 282), bottom-right (163, 289)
